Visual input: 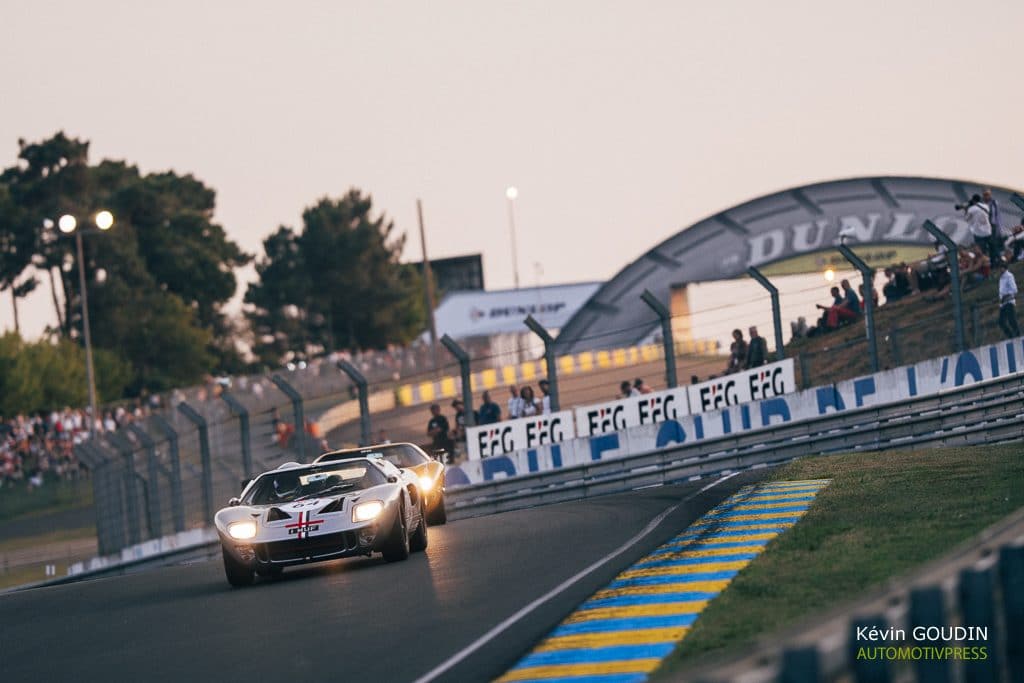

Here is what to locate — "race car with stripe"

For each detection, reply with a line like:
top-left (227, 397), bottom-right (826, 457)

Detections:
top-left (215, 457), bottom-right (427, 587)
top-left (315, 443), bottom-right (447, 525)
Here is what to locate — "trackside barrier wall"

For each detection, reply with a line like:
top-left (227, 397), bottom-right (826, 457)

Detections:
top-left (450, 336), bottom-right (1024, 485)
top-left (465, 359), bottom-right (796, 460)
top-left (679, 508), bottom-right (1024, 683)
top-left (445, 370), bottom-right (1024, 518)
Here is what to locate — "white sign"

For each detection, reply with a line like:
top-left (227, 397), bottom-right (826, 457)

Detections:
top-left (466, 410), bottom-right (575, 460)
top-left (686, 359), bottom-right (795, 414)
top-left (574, 388), bottom-right (690, 437)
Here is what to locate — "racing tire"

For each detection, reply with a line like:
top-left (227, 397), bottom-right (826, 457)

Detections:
top-left (222, 547), bottom-right (255, 587)
top-left (428, 495), bottom-right (447, 526)
top-left (410, 501), bottom-right (428, 553)
top-left (381, 503), bottom-right (411, 562)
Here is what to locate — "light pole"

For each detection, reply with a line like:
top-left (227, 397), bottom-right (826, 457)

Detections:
top-left (506, 186), bottom-right (521, 289)
top-left (59, 210), bottom-right (113, 438)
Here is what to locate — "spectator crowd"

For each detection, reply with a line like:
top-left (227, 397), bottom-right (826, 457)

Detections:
top-left (789, 190), bottom-right (1023, 342)
top-left (0, 400), bottom-right (161, 489)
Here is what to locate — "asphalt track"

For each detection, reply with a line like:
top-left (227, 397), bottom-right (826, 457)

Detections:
top-left (0, 470), bottom-right (767, 683)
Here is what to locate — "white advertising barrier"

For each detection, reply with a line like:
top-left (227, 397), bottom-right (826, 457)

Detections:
top-left (444, 338), bottom-right (1024, 485)
top-left (466, 410), bottom-right (575, 460)
top-left (574, 387), bottom-right (690, 437)
top-left (687, 359), bottom-right (796, 414)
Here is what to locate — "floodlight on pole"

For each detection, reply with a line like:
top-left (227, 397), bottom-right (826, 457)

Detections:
top-left (95, 210), bottom-right (114, 230)
top-left (505, 186), bottom-right (521, 289)
top-left (59, 214), bottom-right (77, 233)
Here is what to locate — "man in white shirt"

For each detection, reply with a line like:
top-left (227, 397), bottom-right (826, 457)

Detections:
top-left (538, 379), bottom-right (552, 415)
top-left (997, 262), bottom-right (1019, 339)
top-left (964, 194), bottom-right (992, 255)
top-left (506, 385), bottom-right (524, 420)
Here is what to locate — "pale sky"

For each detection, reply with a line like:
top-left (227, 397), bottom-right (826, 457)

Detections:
top-left (3, 0), bottom-right (1022, 344)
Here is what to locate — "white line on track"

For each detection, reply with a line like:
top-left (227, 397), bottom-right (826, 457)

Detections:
top-left (410, 471), bottom-right (741, 683)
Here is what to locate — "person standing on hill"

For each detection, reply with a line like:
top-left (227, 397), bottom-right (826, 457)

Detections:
top-left (745, 326), bottom-right (768, 369)
top-left (997, 262), bottom-right (1019, 339)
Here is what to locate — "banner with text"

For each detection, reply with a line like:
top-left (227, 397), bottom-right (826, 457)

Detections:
top-left (574, 388), bottom-right (690, 437)
top-left (686, 359), bottom-right (796, 414)
top-left (466, 410), bottom-right (575, 460)
top-left (444, 339), bottom-right (1023, 485)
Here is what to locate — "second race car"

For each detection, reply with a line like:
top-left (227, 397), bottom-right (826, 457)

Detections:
top-left (316, 442), bottom-right (447, 524)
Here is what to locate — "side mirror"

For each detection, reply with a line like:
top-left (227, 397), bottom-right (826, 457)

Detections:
top-left (228, 497), bottom-right (241, 506)
top-left (387, 475), bottom-right (398, 483)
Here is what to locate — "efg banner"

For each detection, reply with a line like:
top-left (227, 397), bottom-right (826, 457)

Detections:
top-left (466, 410), bottom-right (575, 460)
top-left (574, 388), bottom-right (690, 437)
top-left (445, 339), bottom-right (1024, 485)
top-left (687, 359), bottom-right (796, 413)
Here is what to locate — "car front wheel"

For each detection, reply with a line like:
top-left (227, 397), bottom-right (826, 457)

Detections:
top-left (381, 504), bottom-right (410, 562)
top-left (223, 547), bottom-right (255, 587)
top-left (410, 500), bottom-right (428, 552)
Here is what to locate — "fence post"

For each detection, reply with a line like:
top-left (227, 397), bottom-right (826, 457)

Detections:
top-left (1000, 544), bottom-right (1024, 683)
top-left (151, 415), bottom-right (185, 532)
top-left (177, 402), bottom-right (214, 523)
top-left (338, 360), bottom-right (372, 445)
top-left (640, 289), bottom-right (678, 387)
top-left (524, 315), bottom-right (559, 412)
top-left (798, 353), bottom-right (811, 389)
top-left (746, 267), bottom-right (785, 361)
top-left (271, 375), bottom-right (307, 462)
top-left (126, 425), bottom-right (163, 539)
top-left (971, 303), bottom-right (981, 347)
top-left (923, 220), bottom-right (965, 351)
top-left (75, 441), bottom-right (126, 555)
top-left (959, 566), bottom-right (1000, 683)
top-left (778, 646), bottom-right (819, 683)
top-left (220, 391), bottom-right (253, 478)
top-left (888, 326), bottom-right (903, 367)
top-left (105, 432), bottom-right (143, 545)
top-left (910, 586), bottom-right (952, 683)
top-left (440, 334), bottom-right (475, 427)
top-left (837, 244), bottom-right (879, 373)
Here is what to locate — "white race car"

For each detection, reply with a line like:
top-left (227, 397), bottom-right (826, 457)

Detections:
top-left (215, 457), bottom-right (428, 587)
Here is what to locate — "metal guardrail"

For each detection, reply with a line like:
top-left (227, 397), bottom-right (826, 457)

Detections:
top-left (446, 373), bottom-right (1024, 519)
top-left (680, 506), bottom-right (1024, 683)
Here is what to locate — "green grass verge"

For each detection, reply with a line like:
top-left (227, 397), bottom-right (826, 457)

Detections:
top-left (0, 478), bottom-right (93, 522)
top-left (656, 444), bottom-right (1024, 677)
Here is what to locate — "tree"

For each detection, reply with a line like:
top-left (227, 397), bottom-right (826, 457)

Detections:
top-left (246, 190), bottom-right (425, 365)
top-left (0, 132), bottom-right (251, 394)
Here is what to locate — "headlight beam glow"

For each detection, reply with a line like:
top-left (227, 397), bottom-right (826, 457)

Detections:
top-left (353, 500), bottom-right (384, 523)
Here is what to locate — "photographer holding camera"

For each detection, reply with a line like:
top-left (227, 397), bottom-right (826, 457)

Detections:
top-left (956, 194), bottom-right (994, 261)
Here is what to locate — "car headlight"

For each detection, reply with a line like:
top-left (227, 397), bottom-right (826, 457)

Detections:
top-left (353, 500), bottom-right (384, 523)
top-left (418, 475), bottom-right (435, 492)
top-left (228, 521), bottom-right (257, 540)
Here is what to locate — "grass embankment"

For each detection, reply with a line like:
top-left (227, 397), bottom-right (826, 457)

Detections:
top-left (657, 444), bottom-right (1024, 677)
top-left (0, 478), bottom-right (92, 522)
top-left (788, 260), bottom-right (1024, 386)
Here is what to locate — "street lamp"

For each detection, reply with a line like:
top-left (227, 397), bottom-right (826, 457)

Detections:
top-left (505, 186), bottom-right (521, 289)
top-left (58, 210), bottom-right (114, 438)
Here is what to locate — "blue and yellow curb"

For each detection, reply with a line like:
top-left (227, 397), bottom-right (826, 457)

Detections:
top-left (494, 479), bottom-right (831, 683)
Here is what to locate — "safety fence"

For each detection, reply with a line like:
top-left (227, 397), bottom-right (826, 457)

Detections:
top-left (393, 339), bottom-right (720, 407)
top-left (445, 370), bottom-right (1024, 518)
top-left (678, 507), bottom-right (1024, 683)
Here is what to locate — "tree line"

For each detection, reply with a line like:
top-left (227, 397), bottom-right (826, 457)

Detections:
top-left (0, 132), bottom-right (425, 414)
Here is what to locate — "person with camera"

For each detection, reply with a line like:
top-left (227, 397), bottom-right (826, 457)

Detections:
top-left (957, 194), bottom-right (993, 260)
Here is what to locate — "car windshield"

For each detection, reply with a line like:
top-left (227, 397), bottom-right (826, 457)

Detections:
top-left (323, 444), bottom-right (430, 469)
top-left (245, 462), bottom-right (387, 505)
